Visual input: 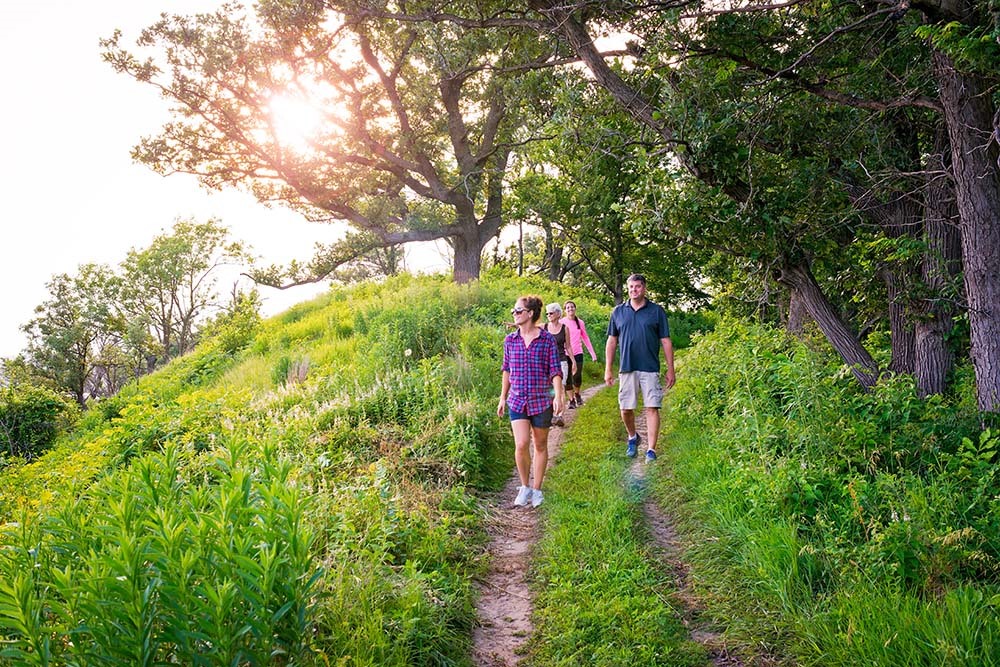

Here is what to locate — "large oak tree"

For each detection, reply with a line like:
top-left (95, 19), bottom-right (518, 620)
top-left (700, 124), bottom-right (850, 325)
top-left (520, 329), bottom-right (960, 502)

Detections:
top-left (103, 0), bottom-right (559, 284)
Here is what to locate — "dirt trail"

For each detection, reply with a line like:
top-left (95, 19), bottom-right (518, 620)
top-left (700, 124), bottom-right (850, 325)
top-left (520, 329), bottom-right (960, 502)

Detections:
top-left (472, 390), bottom-right (751, 666)
top-left (471, 386), bottom-right (600, 667)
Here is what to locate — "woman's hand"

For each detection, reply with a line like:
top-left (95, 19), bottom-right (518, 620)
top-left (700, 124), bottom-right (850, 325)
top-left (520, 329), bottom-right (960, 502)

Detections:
top-left (552, 392), bottom-right (566, 416)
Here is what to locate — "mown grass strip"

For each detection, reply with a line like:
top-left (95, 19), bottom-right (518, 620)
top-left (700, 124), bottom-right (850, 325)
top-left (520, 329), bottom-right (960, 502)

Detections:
top-left (523, 386), bottom-right (708, 666)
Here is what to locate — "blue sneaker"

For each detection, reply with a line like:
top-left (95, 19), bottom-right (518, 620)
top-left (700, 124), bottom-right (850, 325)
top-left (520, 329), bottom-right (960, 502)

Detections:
top-left (645, 449), bottom-right (657, 463)
top-left (626, 434), bottom-right (639, 458)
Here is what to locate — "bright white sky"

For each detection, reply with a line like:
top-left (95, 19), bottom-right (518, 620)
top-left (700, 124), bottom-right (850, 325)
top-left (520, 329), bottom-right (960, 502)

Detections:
top-left (0, 0), bottom-right (452, 359)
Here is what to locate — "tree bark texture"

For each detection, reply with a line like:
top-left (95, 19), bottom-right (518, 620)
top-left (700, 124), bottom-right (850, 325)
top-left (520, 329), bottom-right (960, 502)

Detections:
top-left (882, 265), bottom-right (916, 375)
top-left (777, 261), bottom-right (881, 389)
top-left (452, 229), bottom-right (484, 284)
top-left (786, 287), bottom-right (809, 336)
top-left (915, 127), bottom-right (962, 397)
top-left (934, 52), bottom-right (1000, 412)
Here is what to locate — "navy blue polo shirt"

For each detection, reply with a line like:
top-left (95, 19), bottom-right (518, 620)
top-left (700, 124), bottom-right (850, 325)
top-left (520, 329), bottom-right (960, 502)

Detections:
top-left (607, 299), bottom-right (670, 373)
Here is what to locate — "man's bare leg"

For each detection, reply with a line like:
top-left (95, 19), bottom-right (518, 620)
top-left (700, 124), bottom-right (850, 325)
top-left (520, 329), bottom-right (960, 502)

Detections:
top-left (621, 408), bottom-right (637, 438)
top-left (645, 407), bottom-right (660, 452)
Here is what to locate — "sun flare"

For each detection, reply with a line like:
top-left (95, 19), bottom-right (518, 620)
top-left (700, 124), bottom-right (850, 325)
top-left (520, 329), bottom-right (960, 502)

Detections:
top-left (267, 93), bottom-right (323, 154)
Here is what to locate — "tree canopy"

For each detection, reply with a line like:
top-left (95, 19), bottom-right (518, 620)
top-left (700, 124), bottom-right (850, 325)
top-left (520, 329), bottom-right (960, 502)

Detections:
top-left (100, 0), bottom-right (1000, 411)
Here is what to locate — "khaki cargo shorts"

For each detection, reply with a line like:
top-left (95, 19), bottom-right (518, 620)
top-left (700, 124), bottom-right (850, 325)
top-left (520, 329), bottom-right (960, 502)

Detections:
top-left (618, 371), bottom-right (663, 409)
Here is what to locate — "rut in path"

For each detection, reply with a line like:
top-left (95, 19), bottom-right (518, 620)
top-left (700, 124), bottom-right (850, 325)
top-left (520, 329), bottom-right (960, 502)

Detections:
top-left (626, 409), bottom-right (753, 667)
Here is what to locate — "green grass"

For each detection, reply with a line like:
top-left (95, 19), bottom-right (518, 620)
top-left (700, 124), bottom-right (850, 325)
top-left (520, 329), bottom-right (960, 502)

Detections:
top-left (652, 320), bottom-right (1000, 666)
top-left (524, 386), bottom-right (708, 666)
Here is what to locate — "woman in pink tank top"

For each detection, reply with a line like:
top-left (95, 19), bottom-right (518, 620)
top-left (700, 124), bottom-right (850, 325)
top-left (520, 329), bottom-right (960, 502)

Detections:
top-left (560, 300), bottom-right (598, 408)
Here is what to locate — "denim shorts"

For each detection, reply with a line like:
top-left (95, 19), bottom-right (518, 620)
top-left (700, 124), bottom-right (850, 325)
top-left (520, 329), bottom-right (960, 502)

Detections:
top-left (509, 405), bottom-right (553, 428)
top-left (618, 371), bottom-right (663, 409)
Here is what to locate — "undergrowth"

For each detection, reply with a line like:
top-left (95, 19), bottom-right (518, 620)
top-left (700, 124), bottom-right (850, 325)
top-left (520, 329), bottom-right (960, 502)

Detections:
top-left (0, 274), bottom-right (609, 666)
top-left (655, 319), bottom-right (1000, 666)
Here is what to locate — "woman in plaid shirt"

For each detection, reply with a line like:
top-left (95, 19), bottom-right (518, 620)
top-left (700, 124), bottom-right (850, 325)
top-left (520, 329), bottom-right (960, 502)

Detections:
top-left (497, 295), bottom-right (565, 508)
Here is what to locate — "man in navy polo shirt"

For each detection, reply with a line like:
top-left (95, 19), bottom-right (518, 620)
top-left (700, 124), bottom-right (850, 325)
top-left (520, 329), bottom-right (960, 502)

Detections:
top-left (604, 273), bottom-right (676, 462)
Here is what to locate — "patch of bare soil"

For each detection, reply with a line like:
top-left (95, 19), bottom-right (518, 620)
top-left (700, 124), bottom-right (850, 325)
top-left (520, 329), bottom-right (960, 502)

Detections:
top-left (627, 410), bottom-right (757, 667)
top-left (471, 386), bottom-right (601, 667)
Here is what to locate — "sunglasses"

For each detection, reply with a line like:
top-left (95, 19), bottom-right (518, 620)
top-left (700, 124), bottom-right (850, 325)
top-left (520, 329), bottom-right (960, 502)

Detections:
top-left (547, 311), bottom-right (560, 315)
top-left (511, 307), bottom-right (528, 315)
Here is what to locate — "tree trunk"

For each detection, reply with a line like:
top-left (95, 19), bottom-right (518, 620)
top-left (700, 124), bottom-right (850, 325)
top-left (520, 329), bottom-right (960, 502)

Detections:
top-left (934, 52), bottom-right (1000, 412)
top-left (452, 230), bottom-right (483, 284)
top-left (777, 260), bottom-right (881, 389)
top-left (883, 265), bottom-right (916, 376)
top-left (786, 287), bottom-right (808, 336)
top-left (547, 231), bottom-right (564, 282)
top-left (914, 126), bottom-right (962, 397)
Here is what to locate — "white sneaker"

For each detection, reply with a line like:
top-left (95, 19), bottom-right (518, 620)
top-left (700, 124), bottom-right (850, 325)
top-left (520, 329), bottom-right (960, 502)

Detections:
top-left (531, 489), bottom-right (544, 507)
top-left (514, 485), bottom-right (532, 506)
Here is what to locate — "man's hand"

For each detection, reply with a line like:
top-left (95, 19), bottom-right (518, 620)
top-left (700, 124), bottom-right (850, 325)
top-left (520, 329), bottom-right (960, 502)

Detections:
top-left (604, 369), bottom-right (615, 386)
top-left (664, 368), bottom-right (676, 390)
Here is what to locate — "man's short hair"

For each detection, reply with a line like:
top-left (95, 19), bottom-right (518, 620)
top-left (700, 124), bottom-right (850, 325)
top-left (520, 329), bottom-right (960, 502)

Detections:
top-left (626, 273), bottom-right (646, 285)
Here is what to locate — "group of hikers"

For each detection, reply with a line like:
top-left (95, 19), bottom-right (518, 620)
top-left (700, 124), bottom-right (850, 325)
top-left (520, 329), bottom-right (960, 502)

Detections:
top-left (497, 273), bottom-right (676, 508)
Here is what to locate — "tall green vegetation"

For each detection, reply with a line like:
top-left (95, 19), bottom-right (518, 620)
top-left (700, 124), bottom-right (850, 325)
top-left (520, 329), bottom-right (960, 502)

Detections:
top-left (658, 320), bottom-right (999, 664)
top-left (0, 274), bottom-right (607, 665)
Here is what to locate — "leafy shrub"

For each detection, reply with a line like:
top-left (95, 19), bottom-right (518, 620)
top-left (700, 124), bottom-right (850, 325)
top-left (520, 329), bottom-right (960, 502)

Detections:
top-left (667, 308), bottom-right (718, 349)
top-left (198, 292), bottom-right (262, 354)
top-left (0, 384), bottom-right (77, 461)
top-left (0, 442), bottom-right (319, 665)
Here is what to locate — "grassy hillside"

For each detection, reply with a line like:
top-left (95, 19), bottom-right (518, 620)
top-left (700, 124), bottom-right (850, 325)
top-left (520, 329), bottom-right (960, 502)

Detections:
top-left (0, 274), bottom-right (609, 666)
top-left (8, 274), bottom-right (990, 665)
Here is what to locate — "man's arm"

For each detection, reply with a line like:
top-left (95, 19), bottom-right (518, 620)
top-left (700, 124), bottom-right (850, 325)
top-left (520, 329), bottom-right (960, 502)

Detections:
top-left (605, 335), bottom-right (618, 386)
top-left (661, 337), bottom-right (675, 389)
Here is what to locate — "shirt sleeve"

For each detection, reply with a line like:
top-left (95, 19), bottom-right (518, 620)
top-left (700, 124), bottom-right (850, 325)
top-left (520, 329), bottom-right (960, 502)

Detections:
top-left (658, 307), bottom-right (670, 339)
top-left (501, 335), bottom-right (511, 372)
top-left (607, 307), bottom-right (620, 337)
